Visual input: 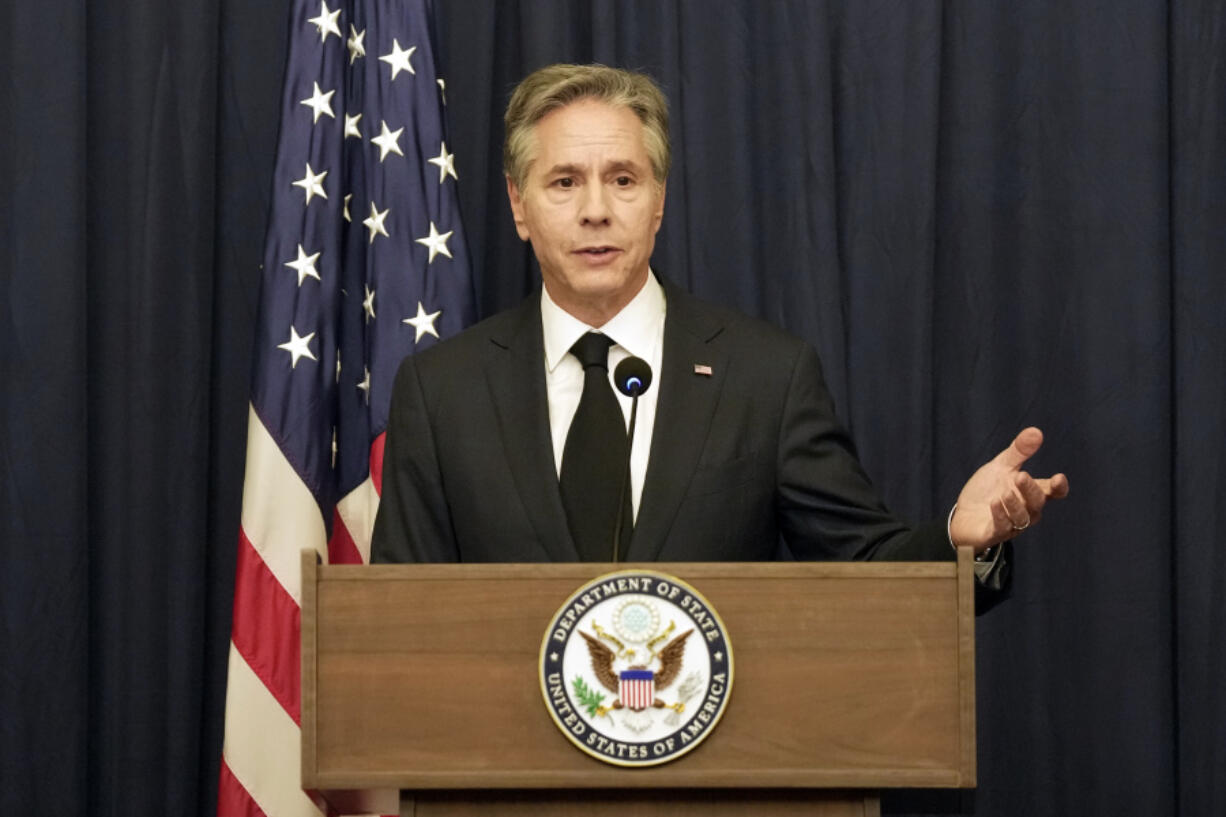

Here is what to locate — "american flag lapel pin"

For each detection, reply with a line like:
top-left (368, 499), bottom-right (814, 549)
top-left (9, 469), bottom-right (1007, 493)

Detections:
top-left (693, 363), bottom-right (713, 376)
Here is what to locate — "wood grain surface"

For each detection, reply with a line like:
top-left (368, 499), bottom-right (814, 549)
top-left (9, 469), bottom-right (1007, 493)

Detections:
top-left (302, 555), bottom-right (976, 794)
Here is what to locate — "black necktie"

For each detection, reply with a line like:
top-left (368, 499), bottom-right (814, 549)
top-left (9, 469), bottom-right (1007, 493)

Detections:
top-left (560, 332), bottom-right (632, 561)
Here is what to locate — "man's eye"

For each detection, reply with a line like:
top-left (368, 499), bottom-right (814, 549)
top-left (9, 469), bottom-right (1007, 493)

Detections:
top-left (555, 178), bottom-right (575, 188)
top-left (614, 176), bottom-right (632, 186)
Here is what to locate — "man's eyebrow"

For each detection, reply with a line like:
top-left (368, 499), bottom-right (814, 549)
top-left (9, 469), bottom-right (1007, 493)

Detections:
top-left (603, 160), bottom-right (644, 175)
top-left (543, 159), bottom-right (646, 177)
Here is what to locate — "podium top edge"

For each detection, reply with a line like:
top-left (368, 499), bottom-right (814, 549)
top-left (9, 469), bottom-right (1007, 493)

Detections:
top-left (311, 559), bottom-right (959, 581)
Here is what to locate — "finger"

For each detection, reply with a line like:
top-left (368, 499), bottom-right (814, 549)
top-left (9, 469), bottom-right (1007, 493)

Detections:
top-left (991, 496), bottom-right (1014, 536)
top-left (990, 496), bottom-right (1027, 539)
top-left (994, 427), bottom-right (1044, 470)
top-left (999, 486), bottom-right (1031, 529)
top-left (1037, 473), bottom-right (1070, 499)
top-left (1015, 472), bottom-right (1047, 514)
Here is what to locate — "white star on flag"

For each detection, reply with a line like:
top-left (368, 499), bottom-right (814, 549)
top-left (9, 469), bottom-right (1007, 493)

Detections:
top-left (343, 193), bottom-right (353, 222)
top-left (292, 163), bottom-right (328, 204)
top-left (347, 25), bottom-right (366, 64)
top-left (307, 1), bottom-right (342, 43)
top-left (371, 120), bottom-right (405, 162)
top-left (356, 367), bottom-right (371, 404)
top-left (344, 112), bottom-right (362, 139)
top-left (427, 141), bottom-right (458, 183)
top-left (362, 285), bottom-right (376, 321)
top-left (276, 326), bottom-right (317, 368)
top-left (284, 244), bottom-right (321, 285)
top-left (415, 221), bottom-right (453, 263)
top-left (437, 78), bottom-right (447, 104)
top-left (379, 39), bottom-right (416, 80)
top-left (364, 201), bottom-right (390, 243)
top-left (403, 301), bottom-right (441, 342)
top-left (300, 81), bottom-right (336, 123)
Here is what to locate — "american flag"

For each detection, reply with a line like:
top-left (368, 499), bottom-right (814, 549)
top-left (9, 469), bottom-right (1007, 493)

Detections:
top-left (217, 0), bottom-right (473, 814)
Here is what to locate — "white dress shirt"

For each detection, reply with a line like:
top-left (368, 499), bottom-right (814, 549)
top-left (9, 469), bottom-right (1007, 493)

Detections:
top-left (541, 273), bottom-right (666, 520)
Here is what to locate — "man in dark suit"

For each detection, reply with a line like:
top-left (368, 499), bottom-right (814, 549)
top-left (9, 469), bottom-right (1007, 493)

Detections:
top-left (371, 64), bottom-right (1068, 577)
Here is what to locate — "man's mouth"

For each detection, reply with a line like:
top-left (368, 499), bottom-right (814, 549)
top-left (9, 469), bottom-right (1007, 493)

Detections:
top-left (576, 246), bottom-right (618, 256)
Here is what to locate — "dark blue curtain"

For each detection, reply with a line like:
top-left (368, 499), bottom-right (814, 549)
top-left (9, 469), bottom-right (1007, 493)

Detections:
top-left (2, 1), bottom-right (1222, 815)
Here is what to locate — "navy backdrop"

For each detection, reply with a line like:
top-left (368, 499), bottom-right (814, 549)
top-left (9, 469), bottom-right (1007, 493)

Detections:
top-left (2, 1), bottom-right (1223, 815)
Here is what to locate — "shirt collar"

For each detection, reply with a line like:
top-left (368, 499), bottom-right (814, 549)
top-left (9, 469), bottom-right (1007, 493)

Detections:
top-left (541, 272), bottom-right (666, 373)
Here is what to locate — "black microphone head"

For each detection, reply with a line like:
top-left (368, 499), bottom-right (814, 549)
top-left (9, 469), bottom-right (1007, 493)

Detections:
top-left (614, 356), bottom-right (653, 397)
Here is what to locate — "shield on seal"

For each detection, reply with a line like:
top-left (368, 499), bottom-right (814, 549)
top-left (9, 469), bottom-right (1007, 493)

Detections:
top-left (619, 669), bottom-right (655, 712)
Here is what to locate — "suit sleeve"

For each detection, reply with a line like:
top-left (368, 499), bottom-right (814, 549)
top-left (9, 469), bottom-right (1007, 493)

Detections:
top-left (773, 342), bottom-right (952, 562)
top-left (370, 354), bottom-right (460, 563)
top-left (774, 342), bottom-right (1011, 611)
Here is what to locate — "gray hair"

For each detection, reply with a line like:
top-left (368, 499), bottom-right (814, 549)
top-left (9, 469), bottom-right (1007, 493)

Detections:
top-left (503, 63), bottom-right (671, 191)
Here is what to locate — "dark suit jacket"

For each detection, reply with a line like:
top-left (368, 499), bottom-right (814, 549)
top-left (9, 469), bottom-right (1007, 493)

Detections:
top-left (371, 279), bottom-right (959, 566)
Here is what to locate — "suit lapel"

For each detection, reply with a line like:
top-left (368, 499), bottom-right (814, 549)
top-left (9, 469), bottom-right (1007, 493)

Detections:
top-left (626, 284), bottom-right (729, 561)
top-left (482, 296), bottom-right (578, 562)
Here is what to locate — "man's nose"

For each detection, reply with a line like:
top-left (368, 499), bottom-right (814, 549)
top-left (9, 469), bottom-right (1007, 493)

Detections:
top-left (578, 184), bottom-right (611, 225)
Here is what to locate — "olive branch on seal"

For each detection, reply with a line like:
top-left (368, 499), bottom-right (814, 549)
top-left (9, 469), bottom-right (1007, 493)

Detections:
top-left (571, 676), bottom-right (606, 717)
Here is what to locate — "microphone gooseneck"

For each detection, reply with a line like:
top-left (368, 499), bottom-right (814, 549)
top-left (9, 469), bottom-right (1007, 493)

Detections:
top-left (611, 356), bottom-right (653, 562)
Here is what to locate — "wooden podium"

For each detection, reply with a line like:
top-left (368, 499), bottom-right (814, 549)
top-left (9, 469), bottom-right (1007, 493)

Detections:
top-left (301, 549), bottom-right (977, 816)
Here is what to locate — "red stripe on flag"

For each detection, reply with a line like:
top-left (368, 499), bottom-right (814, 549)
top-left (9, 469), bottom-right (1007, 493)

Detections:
top-left (328, 507), bottom-right (363, 565)
top-left (370, 432), bottom-right (386, 496)
top-left (217, 758), bottom-right (270, 817)
top-left (231, 527), bottom-right (301, 724)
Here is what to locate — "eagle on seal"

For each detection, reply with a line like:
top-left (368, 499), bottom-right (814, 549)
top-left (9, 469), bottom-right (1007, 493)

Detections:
top-left (579, 628), bottom-right (693, 714)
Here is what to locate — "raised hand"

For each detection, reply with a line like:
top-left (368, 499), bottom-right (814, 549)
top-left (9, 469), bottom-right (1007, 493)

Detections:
top-left (949, 427), bottom-right (1069, 552)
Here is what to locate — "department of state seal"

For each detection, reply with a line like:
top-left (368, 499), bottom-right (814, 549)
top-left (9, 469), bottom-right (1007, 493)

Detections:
top-left (539, 570), bottom-right (734, 767)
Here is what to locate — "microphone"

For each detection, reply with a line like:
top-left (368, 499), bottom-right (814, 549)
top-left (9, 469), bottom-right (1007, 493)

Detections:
top-left (614, 356), bottom-right (652, 398)
top-left (611, 357), bottom-right (653, 562)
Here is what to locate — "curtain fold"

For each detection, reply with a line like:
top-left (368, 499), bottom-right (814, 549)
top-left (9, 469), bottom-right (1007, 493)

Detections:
top-left (1171, 2), bottom-right (1226, 815)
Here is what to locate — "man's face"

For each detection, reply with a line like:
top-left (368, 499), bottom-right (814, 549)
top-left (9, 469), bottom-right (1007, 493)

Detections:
top-left (507, 99), bottom-right (666, 326)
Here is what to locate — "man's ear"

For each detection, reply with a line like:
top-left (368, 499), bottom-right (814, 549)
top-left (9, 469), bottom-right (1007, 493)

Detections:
top-left (506, 176), bottom-right (530, 241)
top-left (653, 181), bottom-right (667, 234)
